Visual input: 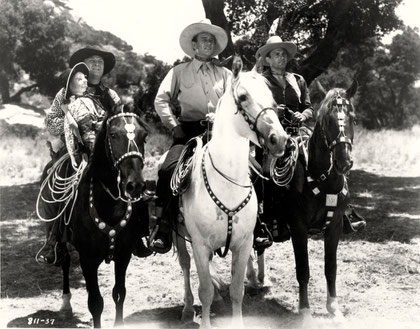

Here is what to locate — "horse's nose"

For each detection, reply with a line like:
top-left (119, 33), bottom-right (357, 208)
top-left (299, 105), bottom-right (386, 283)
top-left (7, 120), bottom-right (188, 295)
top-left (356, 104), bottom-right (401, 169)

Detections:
top-left (267, 130), bottom-right (287, 157)
top-left (334, 159), bottom-right (353, 174)
top-left (125, 179), bottom-right (145, 198)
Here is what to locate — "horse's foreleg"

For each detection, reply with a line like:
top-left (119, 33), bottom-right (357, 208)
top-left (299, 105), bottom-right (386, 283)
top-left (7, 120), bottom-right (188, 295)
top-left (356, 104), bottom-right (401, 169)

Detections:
top-left (192, 244), bottom-right (213, 329)
top-left (60, 252), bottom-right (72, 312)
top-left (230, 236), bottom-right (253, 329)
top-left (290, 222), bottom-right (310, 313)
top-left (112, 252), bottom-right (131, 326)
top-left (80, 257), bottom-right (103, 328)
top-left (324, 219), bottom-right (344, 320)
top-left (175, 232), bottom-right (195, 323)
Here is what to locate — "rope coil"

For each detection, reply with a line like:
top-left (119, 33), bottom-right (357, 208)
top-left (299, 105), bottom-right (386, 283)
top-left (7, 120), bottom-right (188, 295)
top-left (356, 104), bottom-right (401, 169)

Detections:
top-left (270, 137), bottom-right (299, 187)
top-left (36, 153), bottom-right (87, 224)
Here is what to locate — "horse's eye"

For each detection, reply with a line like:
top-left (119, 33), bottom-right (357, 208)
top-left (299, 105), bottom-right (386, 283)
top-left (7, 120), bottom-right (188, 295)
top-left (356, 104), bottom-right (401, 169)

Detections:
top-left (109, 133), bottom-right (116, 139)
top-left (238, 94), bottom-right (247, 102)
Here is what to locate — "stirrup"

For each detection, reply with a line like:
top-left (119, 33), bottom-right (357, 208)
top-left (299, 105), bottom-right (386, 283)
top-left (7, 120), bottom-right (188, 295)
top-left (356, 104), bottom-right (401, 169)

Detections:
top-left (35, 241), bottom-right (66, 266)
top-left (148, 225), bottom-right (172, 254)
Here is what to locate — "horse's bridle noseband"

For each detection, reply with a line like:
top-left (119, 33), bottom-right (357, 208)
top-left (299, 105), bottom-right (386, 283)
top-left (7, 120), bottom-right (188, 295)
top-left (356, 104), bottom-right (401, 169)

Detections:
top-left (106, 112), bottom-right (145, 168)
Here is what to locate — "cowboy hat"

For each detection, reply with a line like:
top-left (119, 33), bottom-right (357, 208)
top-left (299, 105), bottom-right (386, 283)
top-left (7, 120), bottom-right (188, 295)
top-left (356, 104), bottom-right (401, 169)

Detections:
top-left (179, 19), bottom-right (228, 58)
top-left (60, 62), bottom-right (89, 100)
top-left (69, 45), bottom-right (116, 75)
top-left (256, 35), bottom-right (297, 66)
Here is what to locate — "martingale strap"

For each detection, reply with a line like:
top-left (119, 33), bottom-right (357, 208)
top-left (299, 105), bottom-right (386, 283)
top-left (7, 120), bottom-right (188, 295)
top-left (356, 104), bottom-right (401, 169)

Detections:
top-left (88, 178), bottom-right (133, 263)
top-left (201, 147), bottom-right (253, 258)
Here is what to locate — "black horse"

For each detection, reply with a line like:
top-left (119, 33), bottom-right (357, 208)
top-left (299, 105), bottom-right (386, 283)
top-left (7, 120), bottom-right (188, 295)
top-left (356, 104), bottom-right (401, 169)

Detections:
top-left (248, 80), bottom-right (358, 322)
top-left (37, 104), bottom-right (150, 327)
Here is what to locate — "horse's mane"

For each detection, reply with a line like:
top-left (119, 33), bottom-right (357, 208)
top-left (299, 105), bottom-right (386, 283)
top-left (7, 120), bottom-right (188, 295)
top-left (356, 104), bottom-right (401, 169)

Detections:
top-left (317, 88), bottom-right (347, 126)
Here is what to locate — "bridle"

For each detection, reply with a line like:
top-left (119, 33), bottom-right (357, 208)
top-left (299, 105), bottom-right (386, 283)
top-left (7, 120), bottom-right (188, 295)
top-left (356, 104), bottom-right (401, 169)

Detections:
top-left (321, 95), bottom-right (353, 152)
top-left (104, 111), bottom-right (145, 203)
top-left (232, 77), bottom-right (277, 151)
top-left (315, 95), bottom-right (354, 179)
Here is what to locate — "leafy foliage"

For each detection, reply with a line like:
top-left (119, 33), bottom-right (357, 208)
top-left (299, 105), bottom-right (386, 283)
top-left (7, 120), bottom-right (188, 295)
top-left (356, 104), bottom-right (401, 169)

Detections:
top-left (0, 0), bottom-right (69, 101)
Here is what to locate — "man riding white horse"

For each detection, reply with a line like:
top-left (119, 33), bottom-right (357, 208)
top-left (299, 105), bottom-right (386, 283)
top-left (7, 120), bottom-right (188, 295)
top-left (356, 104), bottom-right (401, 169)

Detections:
top-left (149, 19), bottom-right (233, 253)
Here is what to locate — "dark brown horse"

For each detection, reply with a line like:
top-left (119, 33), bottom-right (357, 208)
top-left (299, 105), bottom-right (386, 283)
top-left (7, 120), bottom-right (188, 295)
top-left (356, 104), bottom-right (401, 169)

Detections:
top-left (247, 80), bottom-right (358, 323)
top-left (37, 104), bottom-right (150, 327)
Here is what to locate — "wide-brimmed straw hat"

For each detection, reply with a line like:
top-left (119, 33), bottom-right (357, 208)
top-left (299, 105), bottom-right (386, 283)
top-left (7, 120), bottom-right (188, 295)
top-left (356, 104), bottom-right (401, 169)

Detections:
top-left (256, 36), bottom-right (297, 66)
top-left (69, 45), bottom-right (116, 75)
top-left (179, 19), bottom-right (228, 58)
top-left (60, 62), bottom-right (89, 100)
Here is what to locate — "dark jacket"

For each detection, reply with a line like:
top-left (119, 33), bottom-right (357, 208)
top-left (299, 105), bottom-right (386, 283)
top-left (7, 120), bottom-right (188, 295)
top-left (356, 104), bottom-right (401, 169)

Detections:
top-left (262, 69), bottom-right (313, 123)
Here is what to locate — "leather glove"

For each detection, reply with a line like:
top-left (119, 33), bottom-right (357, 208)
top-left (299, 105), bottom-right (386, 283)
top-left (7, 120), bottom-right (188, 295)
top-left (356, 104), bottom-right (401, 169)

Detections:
top-left (172, 125), bottom-right (186, 140)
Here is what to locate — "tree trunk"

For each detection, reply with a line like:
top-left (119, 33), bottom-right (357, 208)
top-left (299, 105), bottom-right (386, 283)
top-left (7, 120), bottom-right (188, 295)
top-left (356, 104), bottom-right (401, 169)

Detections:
top-left (202, 0), bottom-right (234, 60)
top-left (0, 71), bottom-right (10, 104)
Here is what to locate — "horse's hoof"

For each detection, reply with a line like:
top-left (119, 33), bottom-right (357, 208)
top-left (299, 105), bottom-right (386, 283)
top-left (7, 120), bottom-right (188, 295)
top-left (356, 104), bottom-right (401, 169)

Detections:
top-left (181, 310), bottom-right (195, 323)
top-left (299, 308), bottom-right (314, 327)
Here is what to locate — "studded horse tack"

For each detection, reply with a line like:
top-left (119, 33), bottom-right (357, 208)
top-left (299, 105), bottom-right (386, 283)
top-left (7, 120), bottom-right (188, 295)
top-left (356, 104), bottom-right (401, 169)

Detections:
top-left (89, 179), bottom-right (133, 263)
top-left (202, 146), bottom-right (253, 258)
top-left (306, 94), bottom-right (353, 233)
top-left (89, 111), bottom-right (145, 262)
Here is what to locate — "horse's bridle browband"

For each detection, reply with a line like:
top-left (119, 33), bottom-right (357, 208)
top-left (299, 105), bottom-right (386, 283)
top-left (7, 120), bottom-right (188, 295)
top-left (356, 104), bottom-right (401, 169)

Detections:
top-left (106, 112), bottom-right (145, 168)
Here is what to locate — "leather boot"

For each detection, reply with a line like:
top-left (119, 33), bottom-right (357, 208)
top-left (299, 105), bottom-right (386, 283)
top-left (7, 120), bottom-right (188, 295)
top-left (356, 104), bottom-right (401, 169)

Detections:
top-left (148, 206), bottom-right (172, 254)
top-left (343, 204), bottom-right (366, 234)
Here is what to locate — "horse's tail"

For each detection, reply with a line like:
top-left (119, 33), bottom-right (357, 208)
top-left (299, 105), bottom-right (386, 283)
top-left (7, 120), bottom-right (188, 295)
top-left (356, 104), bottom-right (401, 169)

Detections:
top-left (209, 260), bottom-right (228, 296)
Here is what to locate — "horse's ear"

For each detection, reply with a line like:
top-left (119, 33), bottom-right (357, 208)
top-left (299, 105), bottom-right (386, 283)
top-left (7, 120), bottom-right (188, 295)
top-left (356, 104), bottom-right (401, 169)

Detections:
top-left (346, 79), bottom-right (358, 99)
top-left (314, 79), bottom-right (327, 98)
top-left (232, 55), bottom-right (243, 78)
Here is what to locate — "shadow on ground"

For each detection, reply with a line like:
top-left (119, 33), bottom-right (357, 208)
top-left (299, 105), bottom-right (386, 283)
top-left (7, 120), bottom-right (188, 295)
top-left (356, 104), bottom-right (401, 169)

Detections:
top-left (345, 170), bottom-right (420, 243)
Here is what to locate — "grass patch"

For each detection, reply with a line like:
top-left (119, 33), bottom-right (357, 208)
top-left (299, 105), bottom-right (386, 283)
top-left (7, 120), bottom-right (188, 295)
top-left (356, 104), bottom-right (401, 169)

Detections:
top-left (353, 125), bottom-right (420, 177)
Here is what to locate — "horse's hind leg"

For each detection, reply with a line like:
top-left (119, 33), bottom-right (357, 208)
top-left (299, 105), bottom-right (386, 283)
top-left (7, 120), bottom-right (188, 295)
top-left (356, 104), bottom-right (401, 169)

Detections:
top-left (60, 252), bottom-right (72, 313)
top-left (113, 252), bottom-right (131, 326)
top-left (324, 220), bottom-right (344, 320)
top-left (80, 256), bottom-right (103, 328)
top-left (257, 252), bottom-right (265, 285)
top-left (230, 237), bottom-right (253, 329)
top-left (175, 232), bottom-right (194, 322)
top-left (192, 244), bottom-right (213, 329)
top-left (246, 254), bottom-right (259, 288)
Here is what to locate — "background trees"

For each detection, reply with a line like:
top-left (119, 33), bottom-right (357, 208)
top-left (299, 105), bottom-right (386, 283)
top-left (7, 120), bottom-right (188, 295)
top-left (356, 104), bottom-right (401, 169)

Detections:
top-left (0, 0), bottom-right (419, 130)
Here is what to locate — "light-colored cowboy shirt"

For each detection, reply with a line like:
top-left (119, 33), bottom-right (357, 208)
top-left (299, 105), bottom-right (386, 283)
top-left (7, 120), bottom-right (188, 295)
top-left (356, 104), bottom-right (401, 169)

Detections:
top-left (154, 58), bottom-right (232, 130)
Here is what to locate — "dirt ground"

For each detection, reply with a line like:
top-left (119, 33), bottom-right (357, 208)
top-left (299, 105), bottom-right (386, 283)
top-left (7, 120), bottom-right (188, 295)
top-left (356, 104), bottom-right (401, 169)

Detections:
top-left (1, 169), bottom-right (420, 329)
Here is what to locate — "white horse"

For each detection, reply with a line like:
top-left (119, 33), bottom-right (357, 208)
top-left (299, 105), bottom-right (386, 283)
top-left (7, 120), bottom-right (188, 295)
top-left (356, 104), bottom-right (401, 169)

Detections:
top-left (176, 57), bottom-right (288, 329)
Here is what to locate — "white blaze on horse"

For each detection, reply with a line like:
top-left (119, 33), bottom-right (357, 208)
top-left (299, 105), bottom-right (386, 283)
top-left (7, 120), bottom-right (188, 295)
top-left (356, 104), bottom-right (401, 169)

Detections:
top-left (177, 56), bottom-right (288, 329)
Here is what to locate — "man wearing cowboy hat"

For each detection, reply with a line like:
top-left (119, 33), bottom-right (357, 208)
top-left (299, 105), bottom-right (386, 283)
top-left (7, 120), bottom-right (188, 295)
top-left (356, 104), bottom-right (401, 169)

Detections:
top-left (38, 46), bottom-right (153, 265)
top-left (254, 36), bottom-right (365, 245)
top-left (149, 19), bottom-right (232, 253)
